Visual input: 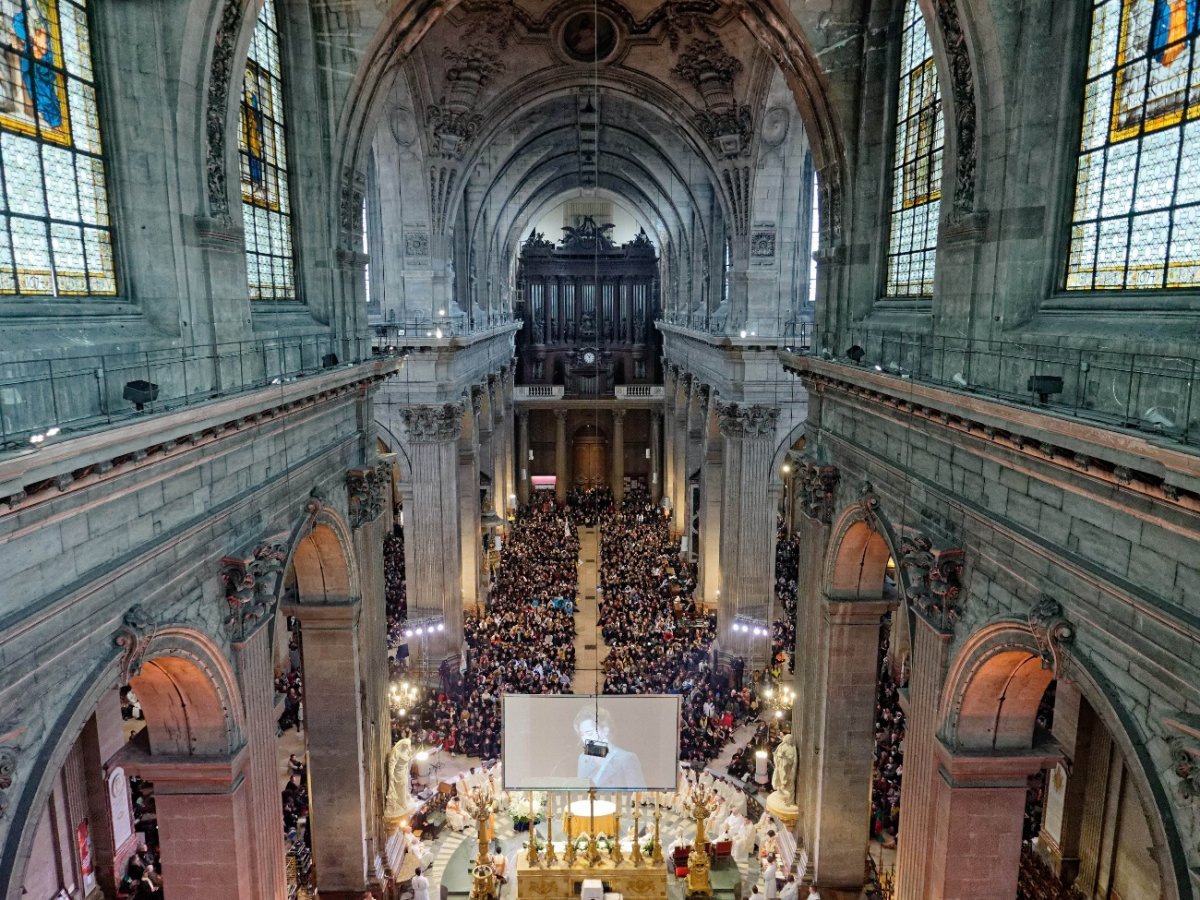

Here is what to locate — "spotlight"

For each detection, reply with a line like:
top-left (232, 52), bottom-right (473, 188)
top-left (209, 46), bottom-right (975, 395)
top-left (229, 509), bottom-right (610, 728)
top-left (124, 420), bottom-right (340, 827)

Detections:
top-left (322, 353), bottom-right (339, 369)
top-left (435, 328), bottom-right (443, 339)
top-left (123, 379), bottom-right (159, 411)
top-left (416, 626), bottom-right (425, 635)
top-left (405, 628), bottom-right (413, 638)
top-left (740, 330), bottom-right (747, 339)
top-left (1027, 374), bottom-right (1064, 405)
top-left (45, 426), bottom-right (60, 437)
top-left (29, 433), bottom-right (44, 445)
top-left (437, 622), bottom-right (445, 632)
top-left (845, 345), bottom-right (866, 364)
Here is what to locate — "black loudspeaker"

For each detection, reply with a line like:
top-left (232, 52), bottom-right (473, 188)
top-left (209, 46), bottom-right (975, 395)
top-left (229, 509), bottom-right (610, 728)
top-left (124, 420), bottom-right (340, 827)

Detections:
top-left (322, 353), bottom-right (339, 368)
top-left (123, 380), bottom-right (159, 411)
top-left (845, 345), bottom-right (866, 363)
top-left (1027, 375), bottom-right (1064, 404)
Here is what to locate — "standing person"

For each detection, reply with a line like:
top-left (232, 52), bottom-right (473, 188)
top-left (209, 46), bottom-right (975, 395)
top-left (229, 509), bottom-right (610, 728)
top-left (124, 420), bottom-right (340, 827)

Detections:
top-left (411, 867), bottom-right (430, 900)
top-left (806, 886), bottom-right (821, 899)
top-left (763, 853), bottom-right (779, 900)
top-left (780, 874), bottom-right (799, 900)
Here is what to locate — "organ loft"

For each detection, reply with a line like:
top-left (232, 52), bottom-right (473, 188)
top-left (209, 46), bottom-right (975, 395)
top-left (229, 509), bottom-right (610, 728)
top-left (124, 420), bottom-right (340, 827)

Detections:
top-left (0, 2), bottom-right (1196, 900)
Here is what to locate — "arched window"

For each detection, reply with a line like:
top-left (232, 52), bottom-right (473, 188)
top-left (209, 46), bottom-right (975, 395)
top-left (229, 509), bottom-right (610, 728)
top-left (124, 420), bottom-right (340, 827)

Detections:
top-left (0, 0), bottom-right (116, 297)
top-left (240, 0), bottom-right (295, 301)
top-left (885, 0), bottom-right (944, 297)
top-left (1066, 0), bottom-right (1200, 290)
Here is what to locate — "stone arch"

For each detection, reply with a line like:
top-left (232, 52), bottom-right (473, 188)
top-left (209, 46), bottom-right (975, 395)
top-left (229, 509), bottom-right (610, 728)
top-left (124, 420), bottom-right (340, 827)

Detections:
top-left (822, 494), bottom-right (902, 601)
top-left (285, 504), bottom-right (360, 605)
top-left (0, 625), bottom-right (246, 899)
top-left (937, 621), bottom-right (1190, 900)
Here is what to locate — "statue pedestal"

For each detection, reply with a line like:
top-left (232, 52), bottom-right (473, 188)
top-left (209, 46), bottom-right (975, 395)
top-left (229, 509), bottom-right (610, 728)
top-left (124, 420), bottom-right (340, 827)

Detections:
top-left (765, 792), bottom-right (799, 828)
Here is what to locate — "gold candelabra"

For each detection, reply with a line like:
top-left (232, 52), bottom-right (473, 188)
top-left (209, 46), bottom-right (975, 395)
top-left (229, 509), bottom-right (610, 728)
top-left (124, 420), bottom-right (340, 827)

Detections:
top-left (651, 795), bottom-right (664, 865)
top-left (586, 789), bottom-right (602, 866)
top-left (683, 785), bottom-right (717, 896)
top-left (611, 800), bottom-right (624, 864)
top-left (463, 783), bottom-right (496, 868)
top-left (525, 791), bottom-right (540, 867)
top-left (545, 792), bottom-right (558, 864)
top-left (630, 798), bottom-right (643, 866)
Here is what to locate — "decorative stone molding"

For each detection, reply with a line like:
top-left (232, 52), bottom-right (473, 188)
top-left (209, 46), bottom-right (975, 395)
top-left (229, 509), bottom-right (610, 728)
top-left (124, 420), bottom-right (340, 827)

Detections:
top-left (401, 403), bottom-right (465, 441)
top-left (798, 461), bottom-right (840, 524)
top-left (1163, 715), bottom-right (1200, 803)
top-left (346, 465), bottom-right (389, 530)
top-left (469, 385), bottom-right (485, 417)
top-left (206, 0), bottom-right (243, 215)
top-left (405, 230), bottom-right (431, 257)
top-left (427, 43), bottom-right (505, 159)
top-left (716, 402), bottom-right (779, 438)
top-left (672, 37), bottom-right (752, 157)
top-left (0, 746), bottom-right (16, 820)
top-left (857, 481), bottom-right (882, 534)
top-left (1027, 596), bottom-right (1075, 679)
top-left (899, 532), bottom-right (965, 629)
top-left (221, 541), bottom-right (289, 636)
top-left (932, 0), bottom-right (977, 212)
top-left (338, 167), bottom-right (366, 250)
top-left (114, 605), bottom-right (157, 684)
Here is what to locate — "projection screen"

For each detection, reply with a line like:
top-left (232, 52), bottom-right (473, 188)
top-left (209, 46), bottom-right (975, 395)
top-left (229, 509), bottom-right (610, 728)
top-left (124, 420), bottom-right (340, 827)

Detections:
top-left (502, 694), bottom-right (680, 791)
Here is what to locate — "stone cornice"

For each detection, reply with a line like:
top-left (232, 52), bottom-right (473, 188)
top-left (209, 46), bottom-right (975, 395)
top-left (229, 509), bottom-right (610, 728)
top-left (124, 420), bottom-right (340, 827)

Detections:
top-left (0, 358), bottom-right (401, 512)
top-left (716, 401), bottom-right (779, 437)
top-left (783, 352), bottom-right (1200, 511)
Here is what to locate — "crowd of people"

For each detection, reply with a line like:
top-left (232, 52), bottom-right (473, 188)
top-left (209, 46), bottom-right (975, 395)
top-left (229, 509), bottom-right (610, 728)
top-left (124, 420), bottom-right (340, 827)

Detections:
top-left (772, 529), bottom-right (799, 675)
top-left (870, 622), bottom-right (904, 844)
top-left (116, 777), bottom-right (162, 899)
top-left (384, 529), bottom-right (408, 649)
top-left (275, 620), bottom-right (303, 735)
top-left (597, 489), bottom-right (758, 764)
top-left (1016, 843), bottom-right (1086, 900)
top-left (391, 496), bottom-right (580, 760)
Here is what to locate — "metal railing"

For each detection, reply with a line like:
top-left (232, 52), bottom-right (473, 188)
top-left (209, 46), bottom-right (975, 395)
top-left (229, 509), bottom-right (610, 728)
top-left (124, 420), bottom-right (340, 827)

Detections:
top-left (657, 312), bottom-right (815, 348)
top-left (0, 334), bottom-right (370, 449)
top-left (801, 328), bottom-right (1200, 447)
top-left (369, 313), bottom-right (516, 349)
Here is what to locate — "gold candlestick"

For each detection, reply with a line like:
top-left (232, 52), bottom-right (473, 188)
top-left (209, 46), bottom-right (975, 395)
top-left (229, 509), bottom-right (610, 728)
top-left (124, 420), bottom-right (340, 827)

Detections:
top-left (651, 797), bottom-right (663, 865)
top-left (587, 788), bottom-right (601, 866)
top-left (545, 792), bottom-right (558, 865)
top-left (631, 804), bottom-right (643, 867)
top-left (564, 797), bottom-right (578, 866)
top-left (525, 791), bottom-right (540, 867)
top-left (611, 800), bottom-right (624, 864)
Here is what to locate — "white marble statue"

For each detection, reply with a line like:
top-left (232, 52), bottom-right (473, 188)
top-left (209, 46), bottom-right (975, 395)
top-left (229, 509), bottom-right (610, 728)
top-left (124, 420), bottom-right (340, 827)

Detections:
top-left (771, 734), bottom-right (798, 802)
top-left (385, 737), bottom-right (417, 818)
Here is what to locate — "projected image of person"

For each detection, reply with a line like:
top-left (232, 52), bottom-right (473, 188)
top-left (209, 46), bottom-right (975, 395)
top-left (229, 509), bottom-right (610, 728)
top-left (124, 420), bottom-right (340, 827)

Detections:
top-left (574, 706), bottom-right (646, 788)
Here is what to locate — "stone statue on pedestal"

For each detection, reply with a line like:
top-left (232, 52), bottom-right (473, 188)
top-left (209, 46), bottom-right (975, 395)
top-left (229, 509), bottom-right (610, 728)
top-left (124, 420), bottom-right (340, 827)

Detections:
top-left (765, 734), bottom-right (799, 826)
top-left (385, 737), bottom-right (417, 819)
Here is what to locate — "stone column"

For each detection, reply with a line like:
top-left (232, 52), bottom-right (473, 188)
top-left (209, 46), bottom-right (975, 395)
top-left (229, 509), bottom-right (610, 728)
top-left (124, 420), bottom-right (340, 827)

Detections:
top-left (716, 401), bottom-right (779, 658)
top-left (809, 599), bottom-right (891, 890)
top-left (663, 366), bottom-right (677, 516)
top-left (490, 373), bottom-right (508, 518)
top-left (925, 742), bottom-right (1060, 900)
top-left (400, 403), bottom-right (465, 651)
top-left (684, 381), bottom-right (707, 542)
top-left (517, 408), bottom-right (531, 505)
top-left (230, 621), bottom-right (288, 900)
top-left (611, 409), bottom-right (626, 503)
top-left (459, 391), bottom-right (482, 608)
top-left (292, 603), bottom-right (374, 899)
top-left (671, 374), bottom-right (691, 533)
top-left (894, 613), bottom-right (956, 900)
top-left (698, 401), bottom-right (722, 604)
top-left (649, 411), bottom-right (662, 502)
top-left (554, 408), bottom-right (568, 502)
top-left (136, 751), bottom-right (260, 900)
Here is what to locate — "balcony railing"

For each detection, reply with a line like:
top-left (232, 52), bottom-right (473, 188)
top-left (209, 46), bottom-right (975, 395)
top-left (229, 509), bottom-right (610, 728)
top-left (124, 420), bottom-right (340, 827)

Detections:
top-left (513, 385), bottom-right (565, 400)
top-left (370, 314), bottom-right (517, 349)
top-left (658, 312), bottom-right (814, 348)
top-left (794, 328), bottom-right (1200, 447)
top-left (614, 385), bottom-right (665, 399)
top-left (0, 334), bottom-right (369, 450)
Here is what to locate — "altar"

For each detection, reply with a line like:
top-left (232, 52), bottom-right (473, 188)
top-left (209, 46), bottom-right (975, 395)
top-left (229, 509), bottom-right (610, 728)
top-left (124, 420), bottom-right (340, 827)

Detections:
top-left (562, 799), bottom-right (617, 840)
top-left (517, 852), bottom-right (668, 900)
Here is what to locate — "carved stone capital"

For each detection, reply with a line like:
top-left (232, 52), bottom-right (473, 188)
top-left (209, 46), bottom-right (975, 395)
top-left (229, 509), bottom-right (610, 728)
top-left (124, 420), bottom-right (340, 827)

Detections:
top-left (1028, 596), bottom-right (1076, 679)
top-left (401, 403), bottom-right (464, 442)
top-left (469, 385), bottom-right (485, 417)
top-left (0, 745), bottom-right (16, 819)
top-left (716, 402), bottom-right (779, 438)
top-left (1163, 715), bottom-right (1200, 804)
top-left (858, 481), bottom-right (882, 533)
top-left (899, 531), bottom-right (965, 630)
top-left (221, 540), bottom-right (289, 637)
top-left (114, 605), bottom-right (157, 684)
top-left (346, 464), bottom-right (389, 530)
top-left (798, 461), bottom-right (840, 525)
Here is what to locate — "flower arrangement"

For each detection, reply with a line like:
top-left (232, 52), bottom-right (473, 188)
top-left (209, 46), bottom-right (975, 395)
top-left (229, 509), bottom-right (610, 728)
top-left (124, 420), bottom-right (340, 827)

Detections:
top-left (509, 792), bottom-right (544, 830)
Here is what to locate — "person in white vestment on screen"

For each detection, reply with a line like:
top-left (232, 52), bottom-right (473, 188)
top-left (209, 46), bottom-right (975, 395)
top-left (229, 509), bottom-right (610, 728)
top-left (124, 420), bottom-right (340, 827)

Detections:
top-left (573, 706), bottom-right (647, 789)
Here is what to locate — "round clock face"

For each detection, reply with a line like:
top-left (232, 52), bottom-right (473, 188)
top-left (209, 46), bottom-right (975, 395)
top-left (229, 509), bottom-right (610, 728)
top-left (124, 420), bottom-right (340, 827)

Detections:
top-left (583, 350), bottom-right (597, 365)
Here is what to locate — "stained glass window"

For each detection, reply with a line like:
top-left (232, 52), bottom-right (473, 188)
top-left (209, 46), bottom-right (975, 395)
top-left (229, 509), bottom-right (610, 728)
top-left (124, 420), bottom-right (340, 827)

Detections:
top-left (1067, 0), bottom-right (1200, 290)
top-left (240, 0), bottom-right (295, 301)
top-left (0, 0), bottom-right (115, 297)
top-left (885, 0), bottom-right (944, 296)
